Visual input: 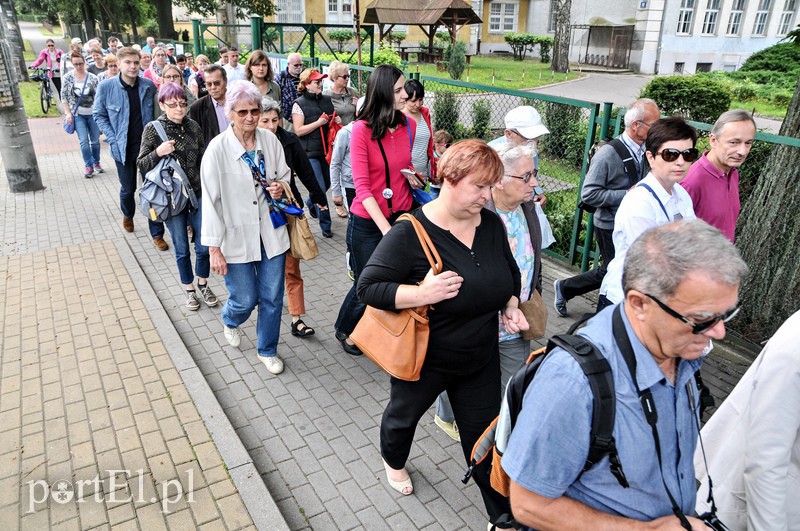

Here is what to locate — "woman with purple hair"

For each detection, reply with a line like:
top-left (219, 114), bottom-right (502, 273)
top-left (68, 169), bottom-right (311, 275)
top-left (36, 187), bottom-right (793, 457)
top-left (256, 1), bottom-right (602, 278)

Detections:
top-left (137, 82), bottom-right (217, 312)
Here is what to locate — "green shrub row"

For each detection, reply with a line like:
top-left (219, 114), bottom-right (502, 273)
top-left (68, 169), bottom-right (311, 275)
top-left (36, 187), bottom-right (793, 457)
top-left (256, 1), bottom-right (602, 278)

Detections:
top-left (503, 33), bottom-right (554, 62)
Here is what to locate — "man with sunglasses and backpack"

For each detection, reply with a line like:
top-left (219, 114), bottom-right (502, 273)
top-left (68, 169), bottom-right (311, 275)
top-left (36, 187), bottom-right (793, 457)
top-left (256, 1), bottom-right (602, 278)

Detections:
top-left (680, 110), bottom-right (756, 243)
top-left (503, 219), bottom-right (748, 531)
top-left (554, 99), bottom-right (660, 317)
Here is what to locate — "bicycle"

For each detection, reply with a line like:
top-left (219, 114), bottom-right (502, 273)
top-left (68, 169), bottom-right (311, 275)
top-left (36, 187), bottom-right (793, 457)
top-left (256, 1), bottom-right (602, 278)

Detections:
top-left (30, 67), bottom-right (56, 114)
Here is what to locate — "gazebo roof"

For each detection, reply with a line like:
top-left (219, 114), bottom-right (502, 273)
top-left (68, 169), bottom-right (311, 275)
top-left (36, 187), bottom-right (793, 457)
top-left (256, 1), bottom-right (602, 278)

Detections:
top-left (364, 0), bottom-right (481, 26)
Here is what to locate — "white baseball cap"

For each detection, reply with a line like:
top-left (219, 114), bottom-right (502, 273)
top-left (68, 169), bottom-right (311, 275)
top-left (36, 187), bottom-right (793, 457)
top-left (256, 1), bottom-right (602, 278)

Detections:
top-left (71, 37), bottom-right (82, 45)
top-left (504, 106), bottom-right (549, 139)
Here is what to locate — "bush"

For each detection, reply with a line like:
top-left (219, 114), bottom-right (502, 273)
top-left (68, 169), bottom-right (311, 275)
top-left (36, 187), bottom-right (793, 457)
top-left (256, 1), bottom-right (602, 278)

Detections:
top-left (770, 89), bottom-right (794, 106)
top-left (505, 33), bottom-right (536, 61)
top-left (264, 27), bottom-right (280, 52)
top-left (373, 44), bottom-right (402, 68)
top-left (640, 75), bottom-right (731, 124)
top-left (328, 29), bottom-right (355, 52)
top-left (445, 41), bottom-right (467, 80)
top-left (731, 81), bottom-right (759, 102)
top-left (433, 91), bottom-right (459, 132)
top-left (538, 102), bottom-right (587, 169)
top-left (471, 99), bottom-right (492, 140)
top-left (740, 42), bottom-right (800, 75)
top-left (536, 36), bottom-right (554, 63)
top-left (388, 31), bottom-right (407, 46)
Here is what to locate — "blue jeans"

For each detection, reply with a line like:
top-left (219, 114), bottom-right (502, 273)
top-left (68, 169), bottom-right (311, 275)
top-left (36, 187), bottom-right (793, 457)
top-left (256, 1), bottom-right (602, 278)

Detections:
top-left (222, 245), bottom-right (286, 358)
top-left (334, 214), bottom-right (384, 335)
top-left (115, 158), bottom-right (164, 238)
top-left (164, 203), bottom-right (209, 285)
top-left (306, 157), bottom-right (332, 234)
top-left (74, 113), bottom-right (100, 168)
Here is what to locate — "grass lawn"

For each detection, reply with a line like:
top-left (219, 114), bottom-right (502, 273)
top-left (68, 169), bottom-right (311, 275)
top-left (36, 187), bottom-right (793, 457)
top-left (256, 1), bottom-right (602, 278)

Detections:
top-left (38, 26), bottom-right (63, 37)
top-left (407, 55), bottom-right (582, 90)
top-left (20, 81), bottom-right (62, 118)
top-left (732, 99), bottom-right (787, 120)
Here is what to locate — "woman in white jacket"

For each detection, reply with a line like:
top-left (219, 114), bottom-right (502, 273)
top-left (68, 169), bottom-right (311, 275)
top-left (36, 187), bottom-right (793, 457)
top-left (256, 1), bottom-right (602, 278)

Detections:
top-left (201, 80), bottom-right (292, 376)
top-left (695, 310), bottom-right (800, 531)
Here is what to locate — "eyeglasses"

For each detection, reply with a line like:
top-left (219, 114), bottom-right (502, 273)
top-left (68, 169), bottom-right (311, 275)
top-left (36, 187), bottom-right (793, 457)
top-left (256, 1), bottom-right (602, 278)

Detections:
top-left (72, 62), bottom-right (85, 66)
top-left (163, 101), bottom-right (188, 108)
top-left (504, 169), bottom-right (538, 183)
top-left (340, 74), bottom-right (350, 79)
top-left (235, 108), bottom-right (261, 117)
top-left (645, 293), bottom-right (740, 334)
top-left (47, 44), bottom-right (55, 48)
top-left (162, 74), bottom-right (181, 81)
top-left (206, 80), bottom-right (224, 87)
top-left (637, 120), bottom-right (655, 129)
top-left (289, 63), bottom-right (303, 67)
top-left (656, 148), bottom-right (700, 163)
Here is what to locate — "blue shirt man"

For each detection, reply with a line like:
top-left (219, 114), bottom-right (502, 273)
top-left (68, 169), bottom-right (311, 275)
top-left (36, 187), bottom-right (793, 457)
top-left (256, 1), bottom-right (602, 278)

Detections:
top-left (502, 220), bottom-right (748, 530)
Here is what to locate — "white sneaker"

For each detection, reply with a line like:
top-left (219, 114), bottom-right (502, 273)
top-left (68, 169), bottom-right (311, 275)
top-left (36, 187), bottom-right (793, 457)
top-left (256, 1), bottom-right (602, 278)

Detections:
top-left (223, 325), bottom-right (241, 348)
top-left (434, 415), bottom-right (461, 442)
top-left (260, 355), bottom-right (284, 375)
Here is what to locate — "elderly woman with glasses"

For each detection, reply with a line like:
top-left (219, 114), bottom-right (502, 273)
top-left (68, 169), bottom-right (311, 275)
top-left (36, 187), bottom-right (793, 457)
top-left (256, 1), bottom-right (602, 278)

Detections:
top-left (598, 117), bottom-right (699, 312)
top-left (61, 51), bottom-right (102, 178)
top-left (144, 46), bottom-right (169, 89)
top-left (323, 60), bottom-right (358, 126)
top-left (292, 67), bottom-right (337, 238)
top-left (201, 81), bottom-right (292, 376)
top-left (137, 82), bottom-right (216, 312)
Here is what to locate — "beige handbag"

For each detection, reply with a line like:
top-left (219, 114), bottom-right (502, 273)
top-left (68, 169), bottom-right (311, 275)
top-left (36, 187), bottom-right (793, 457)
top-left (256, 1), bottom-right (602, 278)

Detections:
top-left (278, 181), bottom-right (319, 260)
top-left (519, 290), bottom-right (548, 340)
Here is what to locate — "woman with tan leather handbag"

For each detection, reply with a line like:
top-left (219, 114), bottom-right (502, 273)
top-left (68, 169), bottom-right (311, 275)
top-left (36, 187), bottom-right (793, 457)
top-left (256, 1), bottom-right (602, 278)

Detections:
top-left (357, 140), bottom-right (528, 527)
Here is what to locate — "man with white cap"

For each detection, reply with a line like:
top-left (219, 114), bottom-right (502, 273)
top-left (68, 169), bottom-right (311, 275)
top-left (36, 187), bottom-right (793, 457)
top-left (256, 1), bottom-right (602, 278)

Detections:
top-left (488, 106), bottom-right (549, 205)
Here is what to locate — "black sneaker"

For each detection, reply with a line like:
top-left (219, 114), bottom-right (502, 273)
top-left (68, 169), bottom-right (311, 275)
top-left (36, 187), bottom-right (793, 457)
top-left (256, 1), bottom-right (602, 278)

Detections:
top-left (553, 279), bottom-right (568, 317)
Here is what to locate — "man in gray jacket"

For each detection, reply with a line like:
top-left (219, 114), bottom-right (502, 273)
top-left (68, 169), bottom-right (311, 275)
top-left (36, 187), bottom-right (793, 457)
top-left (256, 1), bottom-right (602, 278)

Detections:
top-left (554, 99), bottom-right (659, 316)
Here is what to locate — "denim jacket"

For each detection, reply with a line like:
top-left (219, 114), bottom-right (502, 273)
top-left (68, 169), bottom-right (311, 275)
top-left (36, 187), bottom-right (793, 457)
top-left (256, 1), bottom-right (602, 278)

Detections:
top-left (93, 76), bottom-right (157, 164)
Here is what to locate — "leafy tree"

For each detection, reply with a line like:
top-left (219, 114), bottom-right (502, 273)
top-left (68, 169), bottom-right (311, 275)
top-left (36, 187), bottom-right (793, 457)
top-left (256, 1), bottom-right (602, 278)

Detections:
top-left (640, 75), bottom-right (731, 124)
top-left (734, 31), bottom-right (800, 341)
top-left (388, 31), bottom-right (406, 47)
top-left (173, 0), bottom-right (276, 23)
top-left (328, 29), bottom-right (355, 52)
top-left (433, 91), bottom-right (458, 132)
top-left (536, 35), bottom-right (554, 63)
top-left (504, 33), bottom-right (535, 61)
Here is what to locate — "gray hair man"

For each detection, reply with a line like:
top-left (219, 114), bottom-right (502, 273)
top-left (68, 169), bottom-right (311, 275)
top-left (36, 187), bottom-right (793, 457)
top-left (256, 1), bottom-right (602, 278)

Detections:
top-left (504, 219), bottom-right (748, 530)
top-left (554, 98), bottom-right (660, 317)
top-left (275, 52), bottom-right (304, 131)
top-left (680, 109), bottom-right (756, 243)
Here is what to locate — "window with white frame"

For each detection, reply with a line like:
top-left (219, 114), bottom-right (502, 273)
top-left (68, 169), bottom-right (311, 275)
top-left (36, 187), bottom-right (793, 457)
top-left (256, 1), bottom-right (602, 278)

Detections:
top-left (778, 0), bottom-right (796, 34)
top-left (276, 0), bottom-right (304, 24)
top-left (489, 1), bottom-right (518, 33)
top-left (677, 0), bottom-right (696, 34)
top-left (752, 0), bottom-right (772, 35)
top-left (548, 0), bottom-right (558, 32)
top-left (702, 0), bottom-right (721, 34)
top-left (327, 0), bottom-right (353, 24)
top-left (726, 0), bottom-right (746, 34)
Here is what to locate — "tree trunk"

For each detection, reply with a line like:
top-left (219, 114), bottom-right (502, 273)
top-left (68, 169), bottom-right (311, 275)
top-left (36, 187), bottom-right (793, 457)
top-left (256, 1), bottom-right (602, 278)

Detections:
top-left (734, 76), bottom-right (800, 342)
top-left (156, 0), bottom-right (177, 39)
top-left (82, 0), bottom-right (97, 39)
top-left (0, 0), bottom-right (28, 81)
top-left (551, 0), bottom-right (572, 73)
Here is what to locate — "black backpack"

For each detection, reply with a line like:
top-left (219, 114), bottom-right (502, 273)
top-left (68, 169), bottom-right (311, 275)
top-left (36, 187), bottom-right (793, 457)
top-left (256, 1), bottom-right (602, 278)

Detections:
top-left (579, 137), bottom-right (640, 214)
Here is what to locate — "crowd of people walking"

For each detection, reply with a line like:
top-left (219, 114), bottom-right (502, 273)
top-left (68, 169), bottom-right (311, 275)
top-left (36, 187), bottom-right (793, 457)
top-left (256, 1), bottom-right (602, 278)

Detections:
top-left (33, 35), bottom-right (795, 531)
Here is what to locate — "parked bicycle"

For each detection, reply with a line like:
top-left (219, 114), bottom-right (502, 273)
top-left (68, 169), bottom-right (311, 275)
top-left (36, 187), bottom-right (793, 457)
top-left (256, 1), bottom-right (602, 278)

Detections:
top-left (30, 67), bottom-right (57, 114)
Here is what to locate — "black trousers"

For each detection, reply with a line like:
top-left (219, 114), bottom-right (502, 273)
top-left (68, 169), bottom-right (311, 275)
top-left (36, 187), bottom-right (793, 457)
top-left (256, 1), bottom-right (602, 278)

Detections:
top-left (380, 349), bottom-right (510, 522)
top-left (560, 226), bottom-right (615, 301)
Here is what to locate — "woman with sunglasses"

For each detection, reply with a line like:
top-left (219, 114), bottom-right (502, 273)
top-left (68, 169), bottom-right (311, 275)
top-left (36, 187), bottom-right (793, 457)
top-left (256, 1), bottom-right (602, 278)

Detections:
top-left (323, 60), bottom-right (358, 126)
top-left (245, 50), bottom-right (281, 103)
top-left (61, 51), bottom-right (102, 178)
top-left (598, 117), bottom-right (699, 312)
top-left (97, 54), bottom-right (119, 81)
top-left (137, 82), bottom-right (216, 312)
top-left (292, 67), bottom-right (337, 238)
top-left (200, 81), bottom-right (292, 376)
top-left (31, 38), bottom-right (64, 95)
top-left (144, 46), bottom-right (169, 89)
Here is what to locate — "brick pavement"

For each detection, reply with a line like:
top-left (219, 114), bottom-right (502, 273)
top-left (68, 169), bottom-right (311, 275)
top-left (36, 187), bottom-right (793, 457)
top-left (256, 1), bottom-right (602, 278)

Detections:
top-left (1, 117), bottom-right (756, 530)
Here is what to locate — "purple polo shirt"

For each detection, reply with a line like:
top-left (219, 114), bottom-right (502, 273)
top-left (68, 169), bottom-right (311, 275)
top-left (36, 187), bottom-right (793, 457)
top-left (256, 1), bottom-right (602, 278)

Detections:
top-left (681, 152), bottom-right (740, 242)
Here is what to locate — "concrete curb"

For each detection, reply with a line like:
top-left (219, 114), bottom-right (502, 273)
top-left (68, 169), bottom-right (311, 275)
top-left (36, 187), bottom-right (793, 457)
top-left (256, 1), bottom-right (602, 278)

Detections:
top-left (114, 238), bottom-right (289, 531)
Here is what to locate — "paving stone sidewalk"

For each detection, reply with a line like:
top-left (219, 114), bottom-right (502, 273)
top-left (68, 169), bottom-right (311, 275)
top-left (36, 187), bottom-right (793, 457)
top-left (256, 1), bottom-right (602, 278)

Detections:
top-left (1, 117), bottom-right (756, 530)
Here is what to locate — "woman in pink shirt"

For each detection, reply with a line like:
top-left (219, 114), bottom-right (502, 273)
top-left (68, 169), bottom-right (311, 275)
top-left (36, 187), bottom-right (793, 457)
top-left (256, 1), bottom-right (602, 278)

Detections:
top-left (334, 64), bottom-right (416, 356)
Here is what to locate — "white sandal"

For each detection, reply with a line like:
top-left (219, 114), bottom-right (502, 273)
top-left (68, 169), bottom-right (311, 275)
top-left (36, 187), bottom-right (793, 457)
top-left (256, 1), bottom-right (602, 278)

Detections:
top-left (383, 459), bottom-right (413, 496)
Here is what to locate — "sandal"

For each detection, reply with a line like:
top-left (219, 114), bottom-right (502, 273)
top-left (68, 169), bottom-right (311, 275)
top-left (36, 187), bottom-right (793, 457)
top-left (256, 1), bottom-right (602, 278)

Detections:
top-left (383, 459), bottom-right (413, 496)
top-left (291, 319), bottom-right (315, 337)
top-left (334, 204), bottom-right (348, 218)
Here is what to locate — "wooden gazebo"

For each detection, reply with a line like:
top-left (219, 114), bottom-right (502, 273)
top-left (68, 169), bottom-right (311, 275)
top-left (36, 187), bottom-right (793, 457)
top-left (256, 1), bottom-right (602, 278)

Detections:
top-left (364, 0), bottom-right (481, 53)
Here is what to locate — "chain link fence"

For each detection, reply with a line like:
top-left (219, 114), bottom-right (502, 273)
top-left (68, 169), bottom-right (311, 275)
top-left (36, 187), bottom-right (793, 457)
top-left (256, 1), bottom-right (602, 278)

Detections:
top-left (419, 76), bottom-right (598, 261)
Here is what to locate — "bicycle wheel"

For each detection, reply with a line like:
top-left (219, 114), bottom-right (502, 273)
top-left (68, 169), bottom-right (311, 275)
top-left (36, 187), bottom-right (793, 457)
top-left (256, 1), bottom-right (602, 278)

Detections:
top-left (40, 82), bottom-right (50, 114)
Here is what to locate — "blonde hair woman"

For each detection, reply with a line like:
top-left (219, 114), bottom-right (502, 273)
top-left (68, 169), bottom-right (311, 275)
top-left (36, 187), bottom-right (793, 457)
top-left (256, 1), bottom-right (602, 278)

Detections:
top-left (323, 60), bottom-right (358, 126)
top-left (188, 54), bottom-right (210, 97)
top-left (160, 63), bottom-right (196, 106)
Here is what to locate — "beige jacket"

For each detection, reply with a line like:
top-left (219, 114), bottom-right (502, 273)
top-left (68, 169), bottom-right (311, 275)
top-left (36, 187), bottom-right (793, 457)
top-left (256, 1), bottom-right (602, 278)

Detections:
top-left (201, 126), bottom-right (291, 262)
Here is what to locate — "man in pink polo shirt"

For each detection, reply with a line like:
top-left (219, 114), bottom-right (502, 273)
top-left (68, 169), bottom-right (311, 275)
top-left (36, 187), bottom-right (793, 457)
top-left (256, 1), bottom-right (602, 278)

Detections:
top-left (681, 110), bottom-right (756, 242)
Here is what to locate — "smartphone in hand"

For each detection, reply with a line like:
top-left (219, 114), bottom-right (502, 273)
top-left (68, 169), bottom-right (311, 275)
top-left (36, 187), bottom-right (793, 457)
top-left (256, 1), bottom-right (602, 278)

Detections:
top-left (400, 168), bottom-right (426, 188)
